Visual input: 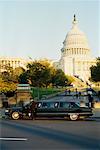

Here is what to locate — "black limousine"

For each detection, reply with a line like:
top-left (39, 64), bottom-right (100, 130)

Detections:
top-left (5, 100), bottom-right (93, 121)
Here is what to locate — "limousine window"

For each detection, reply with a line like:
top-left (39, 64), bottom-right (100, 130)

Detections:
top-left (42, 102), bottom-right (48, 108)
top-left (60, 102), bottom-right (70, 108)
top-left (37, 102), bottom-right (59, 108)
top-left (37, 102), bottom-right (42, 108)
top-left (69, 102), bottom-right (79, 108)
top-left (44, 102), bottom-right (59, 108)
top-left (54, 102), bottom-right (59, 108)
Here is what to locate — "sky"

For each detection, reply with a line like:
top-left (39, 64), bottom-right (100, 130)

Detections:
top-left (0, 0), bottom-right (100, 61)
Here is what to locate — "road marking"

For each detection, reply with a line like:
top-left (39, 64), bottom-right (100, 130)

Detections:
top-left (0, 138), bottom-right (27, 141)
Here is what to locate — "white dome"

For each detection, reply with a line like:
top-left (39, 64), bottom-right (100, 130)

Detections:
top-left (59, 15), bottom-right (95, 82)
top-left (63, 16), bottom-right (90, 50)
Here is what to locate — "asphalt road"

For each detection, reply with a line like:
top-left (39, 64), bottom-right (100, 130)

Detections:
top-left (0, 119), bottom-right (100, 150)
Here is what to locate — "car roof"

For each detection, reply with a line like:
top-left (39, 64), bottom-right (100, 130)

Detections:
top-left (37, 100), bottom-right (75, 103)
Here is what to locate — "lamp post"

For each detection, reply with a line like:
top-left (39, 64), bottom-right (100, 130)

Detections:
top-left (37, 82), bottom-right (40, 100)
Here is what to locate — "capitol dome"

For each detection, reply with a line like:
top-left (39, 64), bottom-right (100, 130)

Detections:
top-left (62, 15), bottom-right (90, 57)
top-left (58, 15), bottom-right (96, 82)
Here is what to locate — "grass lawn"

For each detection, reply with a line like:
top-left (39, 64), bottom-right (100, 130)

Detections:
top-left (31, 87), bottom-right (63, 100)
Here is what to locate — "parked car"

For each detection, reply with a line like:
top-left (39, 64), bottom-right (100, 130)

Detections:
top-left (5, 100), bottom-right (93, 121)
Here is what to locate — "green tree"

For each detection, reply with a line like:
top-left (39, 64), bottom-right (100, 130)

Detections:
top-left (90, 57), bottom-right (100, 82)
top-left (38, 59), bottom-right (53, 87)
top-left (0, 77), bottom-right (17, 93)
top-left (0, 64), bottom-right (13, 82)
top-left (27, 61), bottom-right (52, 87)
top-left (52, 69), bottom-right (67, 87)
top-left (0, 66), bottom-right (25, 83)
top-left (1, 71), bottom-right (12, 82)
top-left (26, 60), bottom-right (74, 88)
top-left (66, 75), bottom-right (74, 85)
top-left (18, 71), bottom-right (29, 84)
top-left (13, 67), bottom-right (25, 83)
top-left (0, 65), bottom-right (25, 94)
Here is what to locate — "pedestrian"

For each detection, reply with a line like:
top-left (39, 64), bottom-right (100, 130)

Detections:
top-left (76, 93), bottom-right (78, 98)
top-left (30, 101), bottom-right (37, 120)
top-left (75, 88), bottom-right (78, 94)
top-left (65, 89), bottom-right (67, 95)
top-left (68, 89), bottom-right (71, 95)
top-left (78, 92), bottom-right (81, 99)
top-left (88, 94), bottom-right (93, 108)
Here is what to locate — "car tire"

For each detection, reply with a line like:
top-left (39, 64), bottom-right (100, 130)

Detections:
top-left (69, 114), bottom-right (79, 121)
top-left (11, 111), bottom-right (20, 120)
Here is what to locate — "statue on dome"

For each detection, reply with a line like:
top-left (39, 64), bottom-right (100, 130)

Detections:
top-left (74, 14), bottom-right (76, 22)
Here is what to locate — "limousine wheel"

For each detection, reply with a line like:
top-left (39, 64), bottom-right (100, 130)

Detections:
top-left (69, 114), bottom-right (79, 121)
top-left (11, 111), bottom-right (20, 120)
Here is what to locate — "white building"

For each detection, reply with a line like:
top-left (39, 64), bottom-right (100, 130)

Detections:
top-left (0, 57), bottom-right (28, 72)
top-left (55, 15), bottom-right (96, 81)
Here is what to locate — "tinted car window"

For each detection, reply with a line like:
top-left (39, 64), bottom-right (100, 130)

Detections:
top-left (54, 102), bottom-right (59, 108)
top-left (42, 102), bottom-right (59, 108)
top-left (60, 102), bottom-right (70, 108)
top-left (42, 102), bottom-right (48, 108)
top-left (70, 102), bottom-right (79, 108)
top-left (37, 102), bottom-right (42, 108)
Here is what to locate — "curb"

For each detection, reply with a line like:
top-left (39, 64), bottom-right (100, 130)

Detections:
top-left (92, 108), bottom-right (100, 118)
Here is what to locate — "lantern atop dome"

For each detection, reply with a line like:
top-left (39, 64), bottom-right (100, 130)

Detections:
top-left (74, 14), bottom-right (76, 21)
top-left (72, 14), bottom-right (78, 25)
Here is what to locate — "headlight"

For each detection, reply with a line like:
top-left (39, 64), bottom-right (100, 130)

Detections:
top-left (5, 109), bottom-right (9, 113)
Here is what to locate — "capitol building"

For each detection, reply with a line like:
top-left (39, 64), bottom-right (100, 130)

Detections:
top-left (0, 15), bottom-right (96, 82)
top-left (54, 15), bottom-right (96, 82)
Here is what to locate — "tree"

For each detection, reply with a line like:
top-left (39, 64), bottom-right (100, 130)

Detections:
top-left (0, 77), bottom-right (17, 93)
top-left (13, 67), bottom-right (25, 83)
top-left (90, 57), bottom-right (100, 82)
top-left (18, 72), bottom-right (29, 84)
top-left (0, 64), bottom-right (13, 82)
top-left (66, 75), bottom-right (74, 85)
top-left (0, 66), bottom-right (25, 94)
top-left (26, 60), bottom-right (52, 87)
top-left (26, 60), bottom-right (74, 88)
top-left (38, 59), bottom-right (53, 87)
top-left (52, 69), bottom-right (67, 87)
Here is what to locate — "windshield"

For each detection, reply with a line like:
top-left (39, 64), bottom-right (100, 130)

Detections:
top-left (23, 102), bottom-right (30, 107)
top-left (75, 102), bottom-right (80, 107)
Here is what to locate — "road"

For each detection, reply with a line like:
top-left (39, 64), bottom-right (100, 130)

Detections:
top-left (0, 119), bottom-right (100, 150)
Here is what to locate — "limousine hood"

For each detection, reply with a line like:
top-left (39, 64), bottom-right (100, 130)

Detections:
top-left (5, 106), bottom-right (22, 113)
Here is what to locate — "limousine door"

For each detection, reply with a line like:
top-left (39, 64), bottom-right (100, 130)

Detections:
top-left (59, 102), bottom-right (70, 116)
top-left (58, 102), bottom-right (81, 118)
top-left (69, 102), bottom-right (81, 113)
